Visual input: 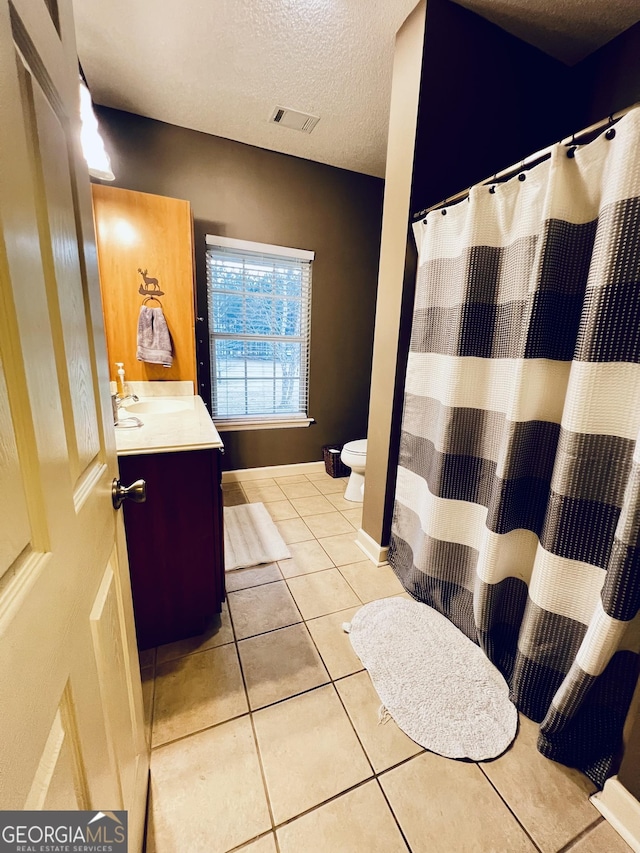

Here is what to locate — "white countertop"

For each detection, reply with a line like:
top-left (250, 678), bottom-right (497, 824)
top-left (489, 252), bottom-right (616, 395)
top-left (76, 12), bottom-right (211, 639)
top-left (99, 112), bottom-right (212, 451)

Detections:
top-left (114, 393), bottom-right (223, 456)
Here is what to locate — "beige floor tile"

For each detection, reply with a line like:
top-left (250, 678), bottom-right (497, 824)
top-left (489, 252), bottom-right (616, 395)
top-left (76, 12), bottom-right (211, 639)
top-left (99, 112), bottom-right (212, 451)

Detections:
top-left (303, 511), bottom-right (355, 538)
top-left (279, 480), bottom-right (322, 498)
top-left (147, 717), bottom-right (271, 853)
top-left (152, 645), bottom-right (248, 747)
top-left (336, 671), bottom-right (422, 772)
top-left (287, 569), bottom-right (361, 619)
top-left (240, 477), bottom-right (276, 487)
top-left (156, 604), bottom-right (234, 664)
top-left (340, 507), bottom-right (363, 528)
top-left (238, 623), bottom-right (329, 709)
top-left (568, 819), bottom-right (633, 852)
top-left (395, 591), bottom-right (414, 600)
top-left (263, 500), bottom-right (299, 520)
top-left (481, 714), bottom-right (598, 852)
top-left (318, 533), bottom-right (365, 567)
top-left (277, 781), bottom-right (407, 853)
top-left (290, 494), bottom-right (336, 516)
top-left (139, 647), bottom-right (156, 670)
top-left (279, 540), bottom-right (335, 577)
top-left (223, 489), bottom-right (249, 507)
top-left (274, 474), bottom-right (309, 485)
top-left (243, 484), bottom-right (286, 503)
top-left (305, 471), bottom-right (335, 481)
top-left (236, 834), bottom-right (278, 853)
top-left (225, 562), bottom-right (283, 592)
top-left (326, 492), bottom-right (362, 512)
top-left (312, 477), bottom-right (349, 495)
top-left (380, 752), bottom-right (536, 853)
top-left (228, 581), bottom-right (302, 640)
top-left (275, 517), bottom-right (314, 544)
top-left (141, 668), bottom-right (155, 748)
top-left (252, 684), bottom-right (372, 824)
top-left (306, 606), bottom-right (364, 679)
top-left (338, 561), bottom-right (405, 603)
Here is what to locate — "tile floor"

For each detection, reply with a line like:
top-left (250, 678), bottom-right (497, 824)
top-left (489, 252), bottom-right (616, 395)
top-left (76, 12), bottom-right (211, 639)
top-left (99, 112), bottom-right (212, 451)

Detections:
top-left (141, 470), bottom-right (632, 853)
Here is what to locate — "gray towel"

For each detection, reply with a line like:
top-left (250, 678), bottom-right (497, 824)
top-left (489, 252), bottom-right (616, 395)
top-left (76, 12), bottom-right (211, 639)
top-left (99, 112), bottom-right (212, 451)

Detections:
top-left (136, 305), bottom-right (173, 367)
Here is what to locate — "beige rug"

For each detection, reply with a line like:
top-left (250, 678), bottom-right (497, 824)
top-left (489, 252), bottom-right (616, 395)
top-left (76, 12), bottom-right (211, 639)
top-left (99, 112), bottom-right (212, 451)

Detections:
top-left (224, 502), bottom-right (291, 571)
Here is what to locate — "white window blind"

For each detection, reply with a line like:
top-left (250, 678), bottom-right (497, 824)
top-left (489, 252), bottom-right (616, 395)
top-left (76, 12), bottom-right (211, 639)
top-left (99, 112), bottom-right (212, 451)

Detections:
top-left (205, 235), bottom-right (313, 426)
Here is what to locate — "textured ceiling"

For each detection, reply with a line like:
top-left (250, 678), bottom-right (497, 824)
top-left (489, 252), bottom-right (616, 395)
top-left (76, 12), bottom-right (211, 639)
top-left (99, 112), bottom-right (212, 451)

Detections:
top-left (74, 0), bottom-right (420, 178)
top-left (74, 0), bottom-right (640, 179)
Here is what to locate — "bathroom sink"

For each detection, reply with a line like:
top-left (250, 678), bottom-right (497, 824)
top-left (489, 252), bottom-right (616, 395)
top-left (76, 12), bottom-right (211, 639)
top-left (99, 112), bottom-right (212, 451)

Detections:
top-left (124, 399), bottom-right (190, 414)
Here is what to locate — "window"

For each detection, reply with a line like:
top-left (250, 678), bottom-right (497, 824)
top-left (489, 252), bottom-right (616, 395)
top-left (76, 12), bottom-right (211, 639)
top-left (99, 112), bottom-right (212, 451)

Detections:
top-left (205, 235), bottom-right (314, 430)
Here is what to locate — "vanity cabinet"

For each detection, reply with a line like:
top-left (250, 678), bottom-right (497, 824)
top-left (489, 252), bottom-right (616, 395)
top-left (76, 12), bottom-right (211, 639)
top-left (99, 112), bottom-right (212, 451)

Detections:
top-left (118, 447), bottom-right (224, 650)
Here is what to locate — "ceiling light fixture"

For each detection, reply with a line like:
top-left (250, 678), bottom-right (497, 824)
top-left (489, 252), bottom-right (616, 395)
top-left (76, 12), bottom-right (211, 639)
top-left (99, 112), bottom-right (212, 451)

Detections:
top-left (79, 78), bottom-right (115, 181)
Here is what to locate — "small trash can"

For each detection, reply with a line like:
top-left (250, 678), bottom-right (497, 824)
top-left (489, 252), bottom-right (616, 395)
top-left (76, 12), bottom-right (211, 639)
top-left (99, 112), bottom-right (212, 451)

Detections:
top-left (322, 444), bottom-right (350, 478)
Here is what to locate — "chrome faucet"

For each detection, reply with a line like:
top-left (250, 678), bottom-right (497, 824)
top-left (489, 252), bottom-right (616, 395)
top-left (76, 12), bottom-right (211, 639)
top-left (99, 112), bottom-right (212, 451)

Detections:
top-left (116, 392), bottom-right (139, 409)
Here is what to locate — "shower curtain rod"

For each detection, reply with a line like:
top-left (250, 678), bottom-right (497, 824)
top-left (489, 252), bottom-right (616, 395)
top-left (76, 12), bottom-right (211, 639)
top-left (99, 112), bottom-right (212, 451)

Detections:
top-left (412, 101), bottom-right (640, 221)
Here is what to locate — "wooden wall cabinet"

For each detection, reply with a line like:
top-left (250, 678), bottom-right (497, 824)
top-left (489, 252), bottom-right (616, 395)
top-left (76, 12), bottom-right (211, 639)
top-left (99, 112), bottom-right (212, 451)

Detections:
top-left (92, 184), bottom-right (197, 385)
top-left (118, 449), bottom-right (224, 650)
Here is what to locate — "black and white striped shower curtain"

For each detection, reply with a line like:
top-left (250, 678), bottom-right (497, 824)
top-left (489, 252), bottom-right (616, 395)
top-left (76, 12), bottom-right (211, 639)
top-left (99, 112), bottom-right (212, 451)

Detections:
top-left (389, 108), bottom-right (640, 786)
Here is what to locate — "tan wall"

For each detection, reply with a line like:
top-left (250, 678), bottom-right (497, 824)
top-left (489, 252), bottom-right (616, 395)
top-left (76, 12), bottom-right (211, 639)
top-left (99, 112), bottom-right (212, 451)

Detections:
top-left (93, 108), bottom-right (384, 471)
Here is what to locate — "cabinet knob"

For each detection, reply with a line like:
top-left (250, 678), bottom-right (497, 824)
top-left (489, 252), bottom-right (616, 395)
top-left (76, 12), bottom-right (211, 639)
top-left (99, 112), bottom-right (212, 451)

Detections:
top-left (112, 478), bottom-right (147, 510)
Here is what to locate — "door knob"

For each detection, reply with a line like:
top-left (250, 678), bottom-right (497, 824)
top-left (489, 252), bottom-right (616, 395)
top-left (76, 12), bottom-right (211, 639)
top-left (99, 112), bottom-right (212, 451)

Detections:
top-left (112, 478), bottom-right (147, 509)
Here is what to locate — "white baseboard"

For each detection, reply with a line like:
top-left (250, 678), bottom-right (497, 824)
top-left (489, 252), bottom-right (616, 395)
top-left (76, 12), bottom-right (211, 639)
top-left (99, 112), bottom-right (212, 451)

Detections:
top-left (355, 528), bottom-right (389, 566)
top-left (222, 461), bottom-right (325, 483)
top-left (591, 777), bottom-right (640, 852)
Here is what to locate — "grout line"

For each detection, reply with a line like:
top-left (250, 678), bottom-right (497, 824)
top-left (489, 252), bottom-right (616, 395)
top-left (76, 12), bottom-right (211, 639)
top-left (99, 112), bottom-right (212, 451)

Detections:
top-left (149, 708), bottom-right (253, 752)
top-left (266, 776), bottom-right (376, 835)
top-left (334, 564), bottom-right (367, 604)
top-left (153, 614), bottom-right (236, 666)
top-left (224, 829), bottom-right (278, 853)
top-left (249, 681), bottom-right (331, 716)
top-left (476, 763), bottom-right (544, 852)
top-left (226, 575), bottom-right (286, 594)
top-left (329, 678), bottom-right (377, 779)
top-left (556, 816), bottom-right (605, 853)
top-left (226, 597), bottom-right (283, 853)
top-left (374, 776), bottom-right (413, 852)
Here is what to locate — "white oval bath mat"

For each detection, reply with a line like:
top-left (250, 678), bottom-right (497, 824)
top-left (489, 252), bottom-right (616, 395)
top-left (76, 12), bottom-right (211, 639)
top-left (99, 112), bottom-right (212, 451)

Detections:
top-left (348, 597), bottom-right (517, 760)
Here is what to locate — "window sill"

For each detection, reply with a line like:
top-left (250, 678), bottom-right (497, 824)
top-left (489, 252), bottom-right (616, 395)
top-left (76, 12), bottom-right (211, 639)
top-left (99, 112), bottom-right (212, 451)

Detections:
top-left (214, 417), bottom-right (315, 432)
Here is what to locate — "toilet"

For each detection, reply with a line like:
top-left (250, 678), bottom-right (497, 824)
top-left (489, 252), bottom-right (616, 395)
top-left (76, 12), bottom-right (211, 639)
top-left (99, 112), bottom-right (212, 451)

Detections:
top-left (341, 439), bottom-right (367, 502)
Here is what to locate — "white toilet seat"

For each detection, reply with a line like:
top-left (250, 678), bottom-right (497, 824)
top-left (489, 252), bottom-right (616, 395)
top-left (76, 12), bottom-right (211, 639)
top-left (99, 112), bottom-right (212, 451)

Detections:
top-left (343, 439), bottom-right (367, 455)
top-left (341, 439), bottom-right (367, 502)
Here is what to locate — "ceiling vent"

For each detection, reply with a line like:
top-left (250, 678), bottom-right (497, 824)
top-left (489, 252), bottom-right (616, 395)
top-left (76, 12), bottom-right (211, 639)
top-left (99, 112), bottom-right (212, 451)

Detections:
top-left (269, 106), bottom-right (320, 134)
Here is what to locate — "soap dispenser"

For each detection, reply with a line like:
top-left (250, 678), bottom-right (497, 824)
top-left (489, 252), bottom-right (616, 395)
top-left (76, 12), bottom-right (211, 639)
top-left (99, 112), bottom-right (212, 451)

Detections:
top-left (115, 362), bottom-right (126, 398)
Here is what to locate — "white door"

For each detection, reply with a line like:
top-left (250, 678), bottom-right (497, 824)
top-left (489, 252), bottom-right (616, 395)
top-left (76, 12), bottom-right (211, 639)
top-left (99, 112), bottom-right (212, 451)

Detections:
top-left (0, 0), bottom-right (148, 847)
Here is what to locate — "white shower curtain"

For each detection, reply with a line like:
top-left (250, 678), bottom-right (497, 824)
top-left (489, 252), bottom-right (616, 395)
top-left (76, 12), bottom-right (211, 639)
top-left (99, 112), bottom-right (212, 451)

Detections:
top-left (390, 107), bottom-right (640, 785)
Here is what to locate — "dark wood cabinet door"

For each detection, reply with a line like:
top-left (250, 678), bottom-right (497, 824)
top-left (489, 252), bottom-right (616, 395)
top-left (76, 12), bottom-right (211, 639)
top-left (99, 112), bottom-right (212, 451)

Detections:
top-left (119, 448), bottom-right (224, 649)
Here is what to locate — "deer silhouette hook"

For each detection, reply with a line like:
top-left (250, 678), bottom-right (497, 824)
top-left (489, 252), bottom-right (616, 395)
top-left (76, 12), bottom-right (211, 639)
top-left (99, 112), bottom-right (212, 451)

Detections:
top-left (138, 268), bottom-right (160, 290)
top-left (138, 268), bottom-right (165, 298)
